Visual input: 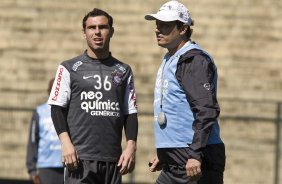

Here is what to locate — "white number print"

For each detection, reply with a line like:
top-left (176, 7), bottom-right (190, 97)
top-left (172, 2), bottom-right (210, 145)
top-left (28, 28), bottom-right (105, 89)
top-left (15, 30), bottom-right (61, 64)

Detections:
top-left (93, 75), bottom-right (112, 91)
top-left (84, 75), bottom-right (111, 91)
top-left (93, 75), bottom-right (102, 90)
top-left (104, 76), bottom-right (111, 91)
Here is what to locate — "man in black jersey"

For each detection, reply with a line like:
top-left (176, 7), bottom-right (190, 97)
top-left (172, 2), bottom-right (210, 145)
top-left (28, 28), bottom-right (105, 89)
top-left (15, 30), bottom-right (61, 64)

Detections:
top-left (48, 8), bottom-right (138, 184)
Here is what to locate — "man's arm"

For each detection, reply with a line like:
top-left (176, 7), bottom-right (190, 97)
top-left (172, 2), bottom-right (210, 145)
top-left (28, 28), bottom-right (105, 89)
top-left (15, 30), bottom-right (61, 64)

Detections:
top-left (177, 53), bottom-right (219, 178)
top-left (51, 105), bottom-right (78, 170)
top-left (118, 68), bottom-right (138, 175)
top-left (177, 54), bottom-right (219, 160)
top-left (26, 110), bottom-right (40, 181)
top-left (118, 113), bottom-right (138, 175)
top-left (124, 113), bottom-right (138, 141)
top-left (50, 105), bottom-right (68, 136)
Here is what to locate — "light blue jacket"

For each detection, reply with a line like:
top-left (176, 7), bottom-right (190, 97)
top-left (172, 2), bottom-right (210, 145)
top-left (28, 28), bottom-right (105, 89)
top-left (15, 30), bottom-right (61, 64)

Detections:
top-left (154, 42), bottom-right (222, 149)
top-left (26, 103), bottom-right (62, 174)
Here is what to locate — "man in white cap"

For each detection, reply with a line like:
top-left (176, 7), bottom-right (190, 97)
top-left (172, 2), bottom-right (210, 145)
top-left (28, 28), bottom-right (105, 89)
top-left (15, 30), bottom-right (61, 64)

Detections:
top-left (145, 1), bottom-right (225, 183)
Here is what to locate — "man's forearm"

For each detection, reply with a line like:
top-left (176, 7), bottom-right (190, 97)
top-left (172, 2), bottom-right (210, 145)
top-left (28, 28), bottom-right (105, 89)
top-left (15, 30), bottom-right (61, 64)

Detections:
top-left (51, 105), bottom-right (68, 136)
top-left (126, 140), bottom-right (137, 150)
top-left (59, 132), bottom-right (72, 144)
top-left (124, 113), bottom-right (138, 141)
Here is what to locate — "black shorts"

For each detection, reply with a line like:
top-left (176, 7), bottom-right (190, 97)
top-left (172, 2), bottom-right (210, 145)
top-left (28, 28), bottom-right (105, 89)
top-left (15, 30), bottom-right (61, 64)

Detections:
top-left (38, 168), bottom-right (64, 184)
top-left (65, 160), bottom-right (121, 184)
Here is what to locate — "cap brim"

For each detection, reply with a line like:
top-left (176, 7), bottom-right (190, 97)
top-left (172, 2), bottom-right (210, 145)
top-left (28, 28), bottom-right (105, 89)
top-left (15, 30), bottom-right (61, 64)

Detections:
top-left (144, 14), bottom-right (158, 21)
top-left (144, 13), bottom-right (177, 22)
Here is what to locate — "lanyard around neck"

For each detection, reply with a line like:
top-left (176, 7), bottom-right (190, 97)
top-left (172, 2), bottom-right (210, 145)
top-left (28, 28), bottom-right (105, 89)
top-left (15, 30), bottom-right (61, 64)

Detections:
top-left (159, 56), bottom-right (174, 110)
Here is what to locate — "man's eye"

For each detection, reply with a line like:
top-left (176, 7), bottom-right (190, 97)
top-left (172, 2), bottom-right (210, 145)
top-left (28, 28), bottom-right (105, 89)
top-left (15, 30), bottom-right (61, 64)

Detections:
top-left (88, 26), bottom-right (96, 29)
top-left (99, 25), bottom-right (109, 29)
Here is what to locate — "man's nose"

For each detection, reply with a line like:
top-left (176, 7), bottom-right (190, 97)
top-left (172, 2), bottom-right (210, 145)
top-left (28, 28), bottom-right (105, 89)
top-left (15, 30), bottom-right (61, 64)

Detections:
top-left (155, 26), bottom-right (160, 33)
top-left (95, 27), bottom-right (101, 34)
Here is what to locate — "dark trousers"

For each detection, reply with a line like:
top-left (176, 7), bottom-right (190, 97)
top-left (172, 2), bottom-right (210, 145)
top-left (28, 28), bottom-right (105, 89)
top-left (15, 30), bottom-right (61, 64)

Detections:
top-left (65, 160), bottom-right (121, 184)
top-left (156, 144), bottom-right (225, 184)
top-left (156, 167), bottom-right (224, 184)
top-left (38, 168), bottom-right (64, 184)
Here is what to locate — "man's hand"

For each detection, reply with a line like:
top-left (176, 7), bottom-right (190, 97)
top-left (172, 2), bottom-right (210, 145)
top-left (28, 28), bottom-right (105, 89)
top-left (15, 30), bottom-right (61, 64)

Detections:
top-left (59, 132), bottom-right (78, 171)
top-left (30, 174), bottom-right (40, 184)
top-left (149, 155), bottom-right (162, 172)
top-left (118, 140), bottom-right (136, 175)
top-left (186, 158), bottom-right (202, 180)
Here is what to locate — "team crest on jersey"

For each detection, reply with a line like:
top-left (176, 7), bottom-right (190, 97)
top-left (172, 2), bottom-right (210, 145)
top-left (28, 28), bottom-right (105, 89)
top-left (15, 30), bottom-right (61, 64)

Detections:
top-left (111, 70), bottom-right (123, 85)
top-left (72, 61), bottom-right (83, 71)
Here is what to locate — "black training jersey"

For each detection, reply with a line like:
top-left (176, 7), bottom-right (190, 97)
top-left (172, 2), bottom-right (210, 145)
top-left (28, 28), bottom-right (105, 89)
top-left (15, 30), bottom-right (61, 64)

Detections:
top-left (48, 51), bottom-right (137, 161)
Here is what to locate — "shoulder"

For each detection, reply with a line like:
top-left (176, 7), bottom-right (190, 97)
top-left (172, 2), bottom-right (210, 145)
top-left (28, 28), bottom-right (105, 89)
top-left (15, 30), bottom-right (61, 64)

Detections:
top-left (111, 56), bottom-right (131, 68)
top-left (60, 53), bottom-right (86, 71)
top-left (176, 49), bottom-right (216, 81)
top-left (110, 56), bottom-right (133, 74)
top-left (179, 49), bottom-right (213, 65)
top-left (178, 49), bottom-right (215, 72)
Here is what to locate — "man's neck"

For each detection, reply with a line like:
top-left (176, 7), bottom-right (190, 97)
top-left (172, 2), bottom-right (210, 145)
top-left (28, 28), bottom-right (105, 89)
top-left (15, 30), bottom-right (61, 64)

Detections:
top-left (87, 49), bottom-right (110, 60)
top-left (167, 40), bottom-right (188, 56)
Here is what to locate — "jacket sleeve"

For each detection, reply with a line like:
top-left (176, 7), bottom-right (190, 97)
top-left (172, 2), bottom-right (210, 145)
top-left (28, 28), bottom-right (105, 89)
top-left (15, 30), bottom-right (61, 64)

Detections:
top-left (176, 54), bottom-right (220, 161)
top-left (26, 109), bottom-right (39, 176)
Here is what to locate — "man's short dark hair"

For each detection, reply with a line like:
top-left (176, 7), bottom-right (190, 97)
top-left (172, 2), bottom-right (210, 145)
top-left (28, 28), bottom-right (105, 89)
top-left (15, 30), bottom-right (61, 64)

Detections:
top-left (82, 8), bottom-right (113, 30)
top-left (176, 20), bottom-right (194, 39)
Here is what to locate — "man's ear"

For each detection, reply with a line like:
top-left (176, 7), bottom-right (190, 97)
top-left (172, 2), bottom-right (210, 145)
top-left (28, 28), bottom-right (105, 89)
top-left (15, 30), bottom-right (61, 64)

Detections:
top-left (180, 25), bottom-right (189, 36)
top-left (110, 27), bottom-right (114, 38)
top-left (82, 29), bottom-right (86, 39)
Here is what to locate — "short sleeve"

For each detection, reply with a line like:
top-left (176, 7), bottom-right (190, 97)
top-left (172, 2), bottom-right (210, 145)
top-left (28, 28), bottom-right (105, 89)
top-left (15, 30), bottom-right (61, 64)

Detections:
top-left (48, 65), bottom-right (71, 107)
top-left (123, 72), bottom-right (138, 115)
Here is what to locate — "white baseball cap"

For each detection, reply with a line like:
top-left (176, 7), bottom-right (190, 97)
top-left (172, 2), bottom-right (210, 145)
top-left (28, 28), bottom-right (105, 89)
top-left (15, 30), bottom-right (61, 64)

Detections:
top-left (145, 1), bottom-right (193, 26)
